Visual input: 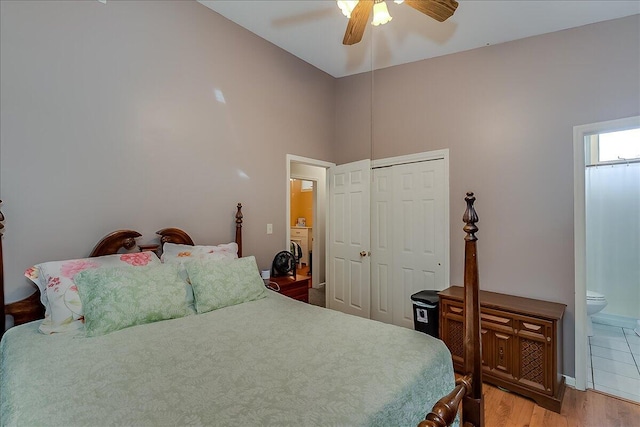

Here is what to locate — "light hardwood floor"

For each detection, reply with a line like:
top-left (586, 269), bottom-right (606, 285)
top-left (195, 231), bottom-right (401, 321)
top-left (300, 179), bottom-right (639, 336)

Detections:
top-left (483, 382), bottom-right (640, 427)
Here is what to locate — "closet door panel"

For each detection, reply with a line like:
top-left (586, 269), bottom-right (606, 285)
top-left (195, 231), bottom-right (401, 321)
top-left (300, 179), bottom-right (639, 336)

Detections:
top-left (392, 160), bottom-right (446, 328)
top-left (371, 169), bottom-right (393, 323)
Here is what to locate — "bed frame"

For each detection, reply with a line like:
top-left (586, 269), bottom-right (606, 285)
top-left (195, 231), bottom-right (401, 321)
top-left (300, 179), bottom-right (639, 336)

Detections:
top-left (0, 196), bottom-right (484, 427)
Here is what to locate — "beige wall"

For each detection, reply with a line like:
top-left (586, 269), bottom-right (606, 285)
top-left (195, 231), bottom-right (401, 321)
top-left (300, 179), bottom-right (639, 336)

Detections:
top-left (0, 1), bottom-right (335, 301)
top-left (335, 15), bottom-right (640, 376)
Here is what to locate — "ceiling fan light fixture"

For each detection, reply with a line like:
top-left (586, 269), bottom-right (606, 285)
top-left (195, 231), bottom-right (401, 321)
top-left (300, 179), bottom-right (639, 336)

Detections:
top-left (337, 0), bottom-right (359, 19)
top-left (371, 0), bottom-right (392, 26)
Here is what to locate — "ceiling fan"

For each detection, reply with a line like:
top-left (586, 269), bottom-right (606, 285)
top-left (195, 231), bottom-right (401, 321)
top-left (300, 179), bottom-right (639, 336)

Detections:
top-left (338, 0), bottom-right (459, 45)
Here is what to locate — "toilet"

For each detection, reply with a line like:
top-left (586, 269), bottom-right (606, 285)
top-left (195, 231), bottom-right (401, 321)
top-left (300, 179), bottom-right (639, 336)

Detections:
top-left (586, 290), bottom-right (607, 336)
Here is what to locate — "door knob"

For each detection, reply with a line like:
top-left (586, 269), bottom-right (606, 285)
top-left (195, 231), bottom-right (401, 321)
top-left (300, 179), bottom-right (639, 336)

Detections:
top-left (360, 251), bottom-right (371, 257)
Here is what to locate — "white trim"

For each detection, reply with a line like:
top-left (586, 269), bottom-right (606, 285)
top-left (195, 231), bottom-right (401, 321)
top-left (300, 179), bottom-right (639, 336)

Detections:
top-left (563, 375), bottom-right (576, 389)
top-left (287, 154), bottom-right (334, 169)
top-left (592, 313), bottom-right (639, 330)
top-left (290, 173), bottom-right (320, 182)
top-left (286, 155), bottom-right (335, 289)
top-left (372, 149), bottom-right (448, 169)
top-left (286, 155), bottom-right (335, 250)
top-left (573, 116), bottom-right (640, 391)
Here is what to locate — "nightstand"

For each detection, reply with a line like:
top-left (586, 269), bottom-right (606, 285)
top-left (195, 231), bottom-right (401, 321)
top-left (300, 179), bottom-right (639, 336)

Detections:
top-left (138, 244), bottom-right (161, 256)
top-left (269, 275), bottom-right (310, 303)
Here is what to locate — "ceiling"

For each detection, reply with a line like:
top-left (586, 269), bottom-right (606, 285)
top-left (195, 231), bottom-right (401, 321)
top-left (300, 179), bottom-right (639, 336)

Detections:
top-left (199, 0), bottom-right (640, 78)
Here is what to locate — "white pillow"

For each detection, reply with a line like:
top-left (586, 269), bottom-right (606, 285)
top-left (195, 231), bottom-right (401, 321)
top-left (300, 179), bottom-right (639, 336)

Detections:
top-left (161, 242), bottom-right (238, 263)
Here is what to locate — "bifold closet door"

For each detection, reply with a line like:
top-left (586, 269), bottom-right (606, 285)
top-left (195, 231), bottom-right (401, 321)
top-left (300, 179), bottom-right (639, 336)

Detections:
top-left (371, 159), bottom-right (446, 328)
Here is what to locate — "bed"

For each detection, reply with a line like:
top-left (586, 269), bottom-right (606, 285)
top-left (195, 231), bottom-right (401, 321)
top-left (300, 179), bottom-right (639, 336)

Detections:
top-left (0, 199), bottom-right (484, 427)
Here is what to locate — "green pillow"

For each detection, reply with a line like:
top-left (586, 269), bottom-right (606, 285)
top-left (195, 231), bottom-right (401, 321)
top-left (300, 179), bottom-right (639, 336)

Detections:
top-left (185, 256), bottom-right (267, 314)
top-left (75, 264), bottom-right (190, 337)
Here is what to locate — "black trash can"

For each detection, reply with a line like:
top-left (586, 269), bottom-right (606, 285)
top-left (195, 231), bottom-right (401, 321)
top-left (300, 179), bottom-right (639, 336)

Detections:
top-left (411, 290), bottom-right (440, 338)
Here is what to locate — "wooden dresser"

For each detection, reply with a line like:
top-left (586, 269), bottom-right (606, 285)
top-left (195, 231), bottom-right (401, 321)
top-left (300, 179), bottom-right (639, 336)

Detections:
top-left (439, 286), bottom-right (566, 412)
top-left (269, 275), bottom-right (310, 303)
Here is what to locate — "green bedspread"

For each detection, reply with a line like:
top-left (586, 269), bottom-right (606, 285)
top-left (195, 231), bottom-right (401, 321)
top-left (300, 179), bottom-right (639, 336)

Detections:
top-left (1, 291), bottom-right (455, 426)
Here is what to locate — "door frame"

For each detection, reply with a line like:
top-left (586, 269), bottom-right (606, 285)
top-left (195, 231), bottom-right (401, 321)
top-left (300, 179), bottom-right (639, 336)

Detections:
top-left (286, 155), bottom-right (335, 287)
top-left (572, 115), bottom-right (640, 390)
top-left (372, 149), bottom-right (450, 289)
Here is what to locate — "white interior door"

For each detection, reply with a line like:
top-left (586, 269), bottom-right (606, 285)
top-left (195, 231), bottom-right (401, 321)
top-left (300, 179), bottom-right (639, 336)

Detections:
top-left (327, 159), bottom-right (371, 318)
top-left (371, 158), bottom-right (447, 328)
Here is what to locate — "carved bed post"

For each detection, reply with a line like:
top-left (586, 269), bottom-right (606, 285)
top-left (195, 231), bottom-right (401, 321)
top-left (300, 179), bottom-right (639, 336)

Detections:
top-left (1, 201), bottom-right (5, 337)
top-left (462, 192), bottom-right (483, 426)
top-left (235, 203), bottom-right (243, 258)
top-left (419, 193), bottom-right (484, 427)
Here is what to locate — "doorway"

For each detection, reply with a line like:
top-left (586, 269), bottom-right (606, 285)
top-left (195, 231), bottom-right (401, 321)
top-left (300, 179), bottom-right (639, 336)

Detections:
top-left (573, 116), bottom-right (640, 399)
top-left (289, 178), bottom-right (313, 273)
top-left (286, 155), bottom-right (335, 294)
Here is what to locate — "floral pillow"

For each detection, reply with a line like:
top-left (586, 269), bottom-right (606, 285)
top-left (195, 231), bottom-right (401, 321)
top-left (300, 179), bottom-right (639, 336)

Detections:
top-left (24, 252), bottom-right (161, 334)
top-left (161, 242), bottom-right (238, 263)
top-left (74, 264), bottom-right (190, 337)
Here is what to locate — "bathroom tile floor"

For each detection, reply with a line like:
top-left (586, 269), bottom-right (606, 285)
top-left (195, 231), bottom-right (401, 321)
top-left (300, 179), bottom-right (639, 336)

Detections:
top-left (587, 323), bottom-right (640, 403)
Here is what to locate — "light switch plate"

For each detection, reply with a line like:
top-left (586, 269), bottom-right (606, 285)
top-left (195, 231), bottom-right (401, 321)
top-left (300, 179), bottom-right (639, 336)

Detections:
top-left (266, 224), bottom-right (273, 234)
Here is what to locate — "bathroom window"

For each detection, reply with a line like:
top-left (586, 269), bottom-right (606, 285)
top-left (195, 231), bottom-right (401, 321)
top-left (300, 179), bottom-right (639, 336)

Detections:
top-left (587, 128), bottom-right (640, 165)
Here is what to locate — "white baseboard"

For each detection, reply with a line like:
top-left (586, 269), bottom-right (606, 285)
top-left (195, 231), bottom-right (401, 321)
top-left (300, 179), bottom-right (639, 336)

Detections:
top-left (593, 313), bottom-right (639, 330)
top-left (564, 375), bottom-right (576, 389)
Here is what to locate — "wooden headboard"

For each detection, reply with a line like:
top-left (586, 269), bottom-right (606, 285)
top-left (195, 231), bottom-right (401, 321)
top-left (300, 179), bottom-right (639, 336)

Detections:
top-left (89, 230), bottom-right (142, 257)
top-left (2, 203), bottom-right (244, 329)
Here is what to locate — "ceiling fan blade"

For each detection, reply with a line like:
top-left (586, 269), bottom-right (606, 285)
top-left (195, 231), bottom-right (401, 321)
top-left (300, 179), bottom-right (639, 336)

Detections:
top-left (404, 0), bottom-right (458, 22)
top-left (343, 0), bottom-right (373, 45)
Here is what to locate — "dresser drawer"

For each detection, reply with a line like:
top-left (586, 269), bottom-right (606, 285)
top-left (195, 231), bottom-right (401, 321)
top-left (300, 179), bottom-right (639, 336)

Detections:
top-left (291, 229), bottom-right (307, 237)
top-left (282, 285), bottom-right (308, 301)
top-left (516, 316), bottom-right (553, 341)
top-left (481, 308), bottom-right (514, 331)
top-left (271, 276), bottom-right (310, 303)
top-left (441, 300), bottom-right (464, 317)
